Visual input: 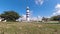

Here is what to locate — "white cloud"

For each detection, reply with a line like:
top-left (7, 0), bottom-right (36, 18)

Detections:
top-left (31, 17), bottom-right (37, 21)
top-left (52, 13), bottom-right (56, 16)
top-left (52, 4), bottom-right (60, 16)
top-left (55, 4), bottom-right (60, 9)
top-left (35, 0), bottom-right (44, 5)
top-left (22, 15), bottom-right (26, 20)
top-left (37, 16), bottom-right (42, 21)
top-left (16, 15), bottom-right (26, 21)
top-left (31, 16), bottom-right (42, 21)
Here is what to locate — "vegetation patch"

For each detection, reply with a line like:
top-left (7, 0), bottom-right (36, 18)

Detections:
top-left (0, 22), bottom-right (60, 34)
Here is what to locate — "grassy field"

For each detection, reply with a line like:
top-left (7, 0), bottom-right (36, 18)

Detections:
top-left (0, 22), bottom-right (60, 34)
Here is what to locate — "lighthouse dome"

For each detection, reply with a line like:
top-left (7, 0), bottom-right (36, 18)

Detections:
top-left (26, 6), bottom-right (29, 10)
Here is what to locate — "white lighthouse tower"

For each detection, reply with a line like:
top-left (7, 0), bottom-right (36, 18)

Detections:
top-left (26, 6), bottom-right (30, 21)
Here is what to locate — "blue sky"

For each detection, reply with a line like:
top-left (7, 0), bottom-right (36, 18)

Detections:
top-left (0, 0), bottom-right (60, 17)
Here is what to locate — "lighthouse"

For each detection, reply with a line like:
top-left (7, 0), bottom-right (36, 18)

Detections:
top-left (26, 6), bottom-right (30, 21)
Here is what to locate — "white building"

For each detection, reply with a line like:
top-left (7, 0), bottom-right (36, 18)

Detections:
top-left (0, 17), bottom-right (6, 22)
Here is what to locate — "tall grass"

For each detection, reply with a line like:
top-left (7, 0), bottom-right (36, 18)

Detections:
top-left (0, 22), bottom-right (60, 34)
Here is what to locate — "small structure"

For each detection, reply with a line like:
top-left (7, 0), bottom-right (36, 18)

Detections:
top-left (0, 17), bottom-right (6, 22)
top-left (0, 17), bottom-right (3, 22)
top-left (0, 17), bottom-right (4, 22)
top-left (2, 20), bottom-right (7, 22)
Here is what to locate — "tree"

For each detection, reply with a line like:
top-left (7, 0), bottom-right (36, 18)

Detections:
top-left (0, 11), bottom-right (20, 21)
top-left (50, 15), bottom-right (60, 21)
top-left (42, 17), bottom-right (48, 22)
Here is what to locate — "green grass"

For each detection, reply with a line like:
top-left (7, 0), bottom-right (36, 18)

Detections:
top-left (0, 22), bottom-right (60, 34)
